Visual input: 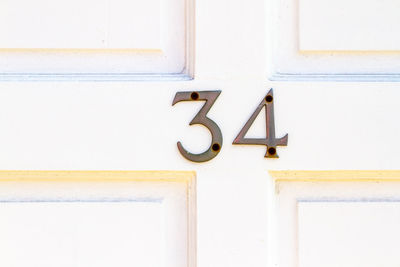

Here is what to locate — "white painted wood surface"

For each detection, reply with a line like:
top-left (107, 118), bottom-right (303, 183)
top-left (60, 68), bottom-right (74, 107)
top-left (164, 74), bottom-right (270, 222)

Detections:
top-left (0, 0), bottom-right (399, 266)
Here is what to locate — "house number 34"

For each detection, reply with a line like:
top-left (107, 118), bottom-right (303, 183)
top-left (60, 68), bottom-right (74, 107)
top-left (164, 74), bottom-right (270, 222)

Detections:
top-left (172, 89), bottom-right (288, 162)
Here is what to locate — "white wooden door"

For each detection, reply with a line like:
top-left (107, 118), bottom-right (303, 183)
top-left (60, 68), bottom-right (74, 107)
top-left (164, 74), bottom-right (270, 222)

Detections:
top-left (0, 0), bottom-right (399, 267)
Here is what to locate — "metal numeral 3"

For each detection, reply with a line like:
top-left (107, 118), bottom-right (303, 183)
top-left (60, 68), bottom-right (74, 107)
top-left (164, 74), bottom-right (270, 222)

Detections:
top-left (172, 91), bottom-right (223, 163)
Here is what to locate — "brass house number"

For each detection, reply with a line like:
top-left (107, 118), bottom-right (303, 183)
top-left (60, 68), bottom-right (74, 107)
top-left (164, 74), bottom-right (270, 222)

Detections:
top-left (172, 89), bottom-right (288, 163)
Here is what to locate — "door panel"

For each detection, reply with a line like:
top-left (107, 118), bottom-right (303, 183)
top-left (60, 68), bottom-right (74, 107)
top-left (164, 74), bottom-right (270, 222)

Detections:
top-left (270, 0), bottom-right (400, 78)
top-left (298, 202), bottom-right (400, 267)
top-left (272, 171), bottom-right (400, 267)
top-left (299, 0), bottom-right (400, 51)
top-left (0, 171), bottom-right (196, 267)
top-left (0, 0), bottom-right (193, 77)
top-left (1, 202), bottom-right (165, 267)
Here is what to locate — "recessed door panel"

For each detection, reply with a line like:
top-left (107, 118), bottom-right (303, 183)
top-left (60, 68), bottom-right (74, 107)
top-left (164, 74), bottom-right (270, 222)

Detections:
top-left (298, 201), bottom-right (400, 267)
top-left (0, 0), bottom-right (193, 78)
top-left (0, 0), bottom-right (161, 50)
top-left (270, 0), bottom-right (400, 79)
top-left (299, 0), bottom-right (400, 51)
top-left (0, 171), bottom-right (196, 267)
top-left (272, 171), bottom-right (400, 267)
top-left (0, 202), bottom-right (164, 267)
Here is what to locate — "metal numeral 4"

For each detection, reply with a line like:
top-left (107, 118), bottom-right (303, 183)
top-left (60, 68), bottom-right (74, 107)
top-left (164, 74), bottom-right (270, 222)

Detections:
top-left (233, 89), bottom-right (288, 158)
